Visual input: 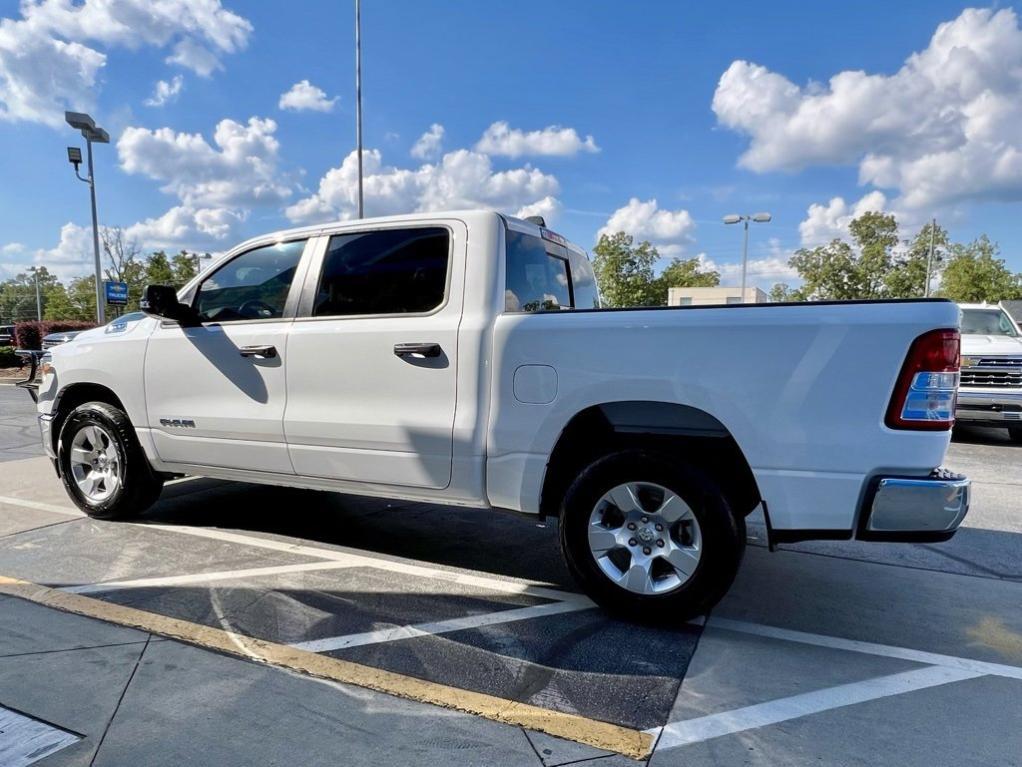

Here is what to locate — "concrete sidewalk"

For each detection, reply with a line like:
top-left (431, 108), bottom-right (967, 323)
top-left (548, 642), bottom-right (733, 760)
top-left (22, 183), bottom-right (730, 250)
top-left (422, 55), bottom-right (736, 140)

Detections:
top-left (1, 595), bottom-right (588, 767)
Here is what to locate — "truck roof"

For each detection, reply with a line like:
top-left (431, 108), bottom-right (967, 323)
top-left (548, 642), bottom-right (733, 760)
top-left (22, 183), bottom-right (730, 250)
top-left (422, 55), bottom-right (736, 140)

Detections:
top-left (223, 209), bottom-right (588, 261)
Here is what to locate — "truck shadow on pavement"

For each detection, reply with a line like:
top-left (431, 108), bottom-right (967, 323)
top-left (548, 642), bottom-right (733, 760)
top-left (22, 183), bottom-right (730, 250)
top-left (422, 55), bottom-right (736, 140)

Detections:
top-left (145, 480), bottom-right (574, 587)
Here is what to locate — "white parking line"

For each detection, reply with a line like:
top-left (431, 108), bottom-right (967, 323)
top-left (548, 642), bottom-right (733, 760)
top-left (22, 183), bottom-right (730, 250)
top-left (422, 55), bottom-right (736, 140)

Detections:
top-left (62, 560), bottom-right (359, 594)
top-left (0, 496), bottom-right (82, 518)
top-left (0, 493), bottom-right (589, 606)
top-left (649, 665), bottom-right (983, 750)
top-left (143, 522), bottom-right (591, 605)
top-left (293, 600), bottom-right (594, 652)
top-left (710, 616), bottom-right (1022, 681)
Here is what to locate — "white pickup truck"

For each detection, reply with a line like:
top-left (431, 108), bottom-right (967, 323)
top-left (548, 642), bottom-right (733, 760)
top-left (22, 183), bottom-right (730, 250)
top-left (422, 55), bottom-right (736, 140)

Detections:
top-left (956, 303), bottom-right (1022, 442)
top-left (25, 210), bottom-right (970, 620)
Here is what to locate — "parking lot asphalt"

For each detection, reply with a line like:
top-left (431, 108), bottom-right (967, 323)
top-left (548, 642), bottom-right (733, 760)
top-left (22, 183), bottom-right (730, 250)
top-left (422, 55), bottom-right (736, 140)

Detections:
top-left (1, 383), bottom-right (1020, 766)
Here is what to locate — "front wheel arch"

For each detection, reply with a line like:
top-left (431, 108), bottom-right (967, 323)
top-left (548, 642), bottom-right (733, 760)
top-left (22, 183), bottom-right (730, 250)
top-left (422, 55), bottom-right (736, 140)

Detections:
top-left (57, 401), bottom-right (163, 520)
top-left (50, 383), bottom-right (128, 459)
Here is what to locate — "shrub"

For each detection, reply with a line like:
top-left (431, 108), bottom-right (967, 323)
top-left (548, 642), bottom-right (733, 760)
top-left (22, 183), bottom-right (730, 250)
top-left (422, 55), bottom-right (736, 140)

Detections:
top-left (0, 346), bottom-right (20, 368)
top-left (13, 321), bottom-right (97, 350)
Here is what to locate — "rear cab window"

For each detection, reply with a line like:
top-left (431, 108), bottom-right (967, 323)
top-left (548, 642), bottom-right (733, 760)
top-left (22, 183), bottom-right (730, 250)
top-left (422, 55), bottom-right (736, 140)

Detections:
top-left (504, 223), bottom-right (599, 312)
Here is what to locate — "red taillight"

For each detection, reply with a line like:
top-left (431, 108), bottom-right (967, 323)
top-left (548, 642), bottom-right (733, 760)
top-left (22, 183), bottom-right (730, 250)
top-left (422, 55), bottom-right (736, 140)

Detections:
top-left (885, 328), bottom-right (960, 431)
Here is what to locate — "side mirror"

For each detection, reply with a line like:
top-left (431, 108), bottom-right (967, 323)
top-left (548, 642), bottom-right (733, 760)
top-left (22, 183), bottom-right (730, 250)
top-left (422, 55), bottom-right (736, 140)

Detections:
top-left (141, 285), bottom-right (196, 323)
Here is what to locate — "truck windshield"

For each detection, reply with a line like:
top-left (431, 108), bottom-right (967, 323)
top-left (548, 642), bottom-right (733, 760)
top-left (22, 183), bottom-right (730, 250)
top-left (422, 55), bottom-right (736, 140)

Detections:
top-left (960, 308), bottom-right (1018, 337)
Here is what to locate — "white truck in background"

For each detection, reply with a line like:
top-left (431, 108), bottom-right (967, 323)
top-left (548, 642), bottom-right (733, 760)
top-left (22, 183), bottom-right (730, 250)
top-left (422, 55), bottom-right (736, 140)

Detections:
top-left (956, 303), bottom-right (1022, 443)
top-left (23, 210), bottom-right (970, 620)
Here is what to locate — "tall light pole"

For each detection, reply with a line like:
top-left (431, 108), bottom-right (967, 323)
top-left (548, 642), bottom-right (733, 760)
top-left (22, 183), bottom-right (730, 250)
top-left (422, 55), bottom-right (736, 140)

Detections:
top-left (30, 267), bottom-right (42, 321)
top-left (723, 212), bottom-right (772, 303)
top-left (65, 111), bottom-right (110, 325)
top-left (924, 217), bottom-right (937, 298)
top-left (354, 0), bottom-right (364, 218)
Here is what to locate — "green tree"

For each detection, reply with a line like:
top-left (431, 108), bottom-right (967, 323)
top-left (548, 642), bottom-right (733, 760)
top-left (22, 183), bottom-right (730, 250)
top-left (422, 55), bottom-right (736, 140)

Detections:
top-left (847, 212), bottom-right (897, 298)
top-left (884, 220), bottom-right (950, 298)
top-left (592, 232), bottom-right (664, 307)
top-left (938, 236), bottom-right (1022, 302)
top-left (0, 266), bottom-right (60, 322)
top-left (42, 283), bottom-right (78, 321)
top-left (660, 257), bottom-right (719, 290)
top-left (171, 251), bottom-right (200, 285)
top-left (769, 283), bottom-right (797, 302)
top-left (788, 211), bottom-right (903, 300)
top-left (144, 251), bottom-right (176, 287)
top-left (64, 275), bottom-right (98, 321)
top-left (789, 239), bottom-right (859, 300)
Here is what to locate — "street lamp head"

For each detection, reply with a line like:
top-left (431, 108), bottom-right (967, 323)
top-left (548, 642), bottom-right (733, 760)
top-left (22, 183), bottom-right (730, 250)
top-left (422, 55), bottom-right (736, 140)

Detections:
top-left (722, 214), bottom-right (742, 225)
top-left (67, 146), bottom-right (82, 168)
top-left (751, 212), bottom-right (772, 223)
top-left (64, 111), bottom-right (96, 132)
top-left (85, 127), bottom-right (110, 144)
top-left (64, 111), bottom-right (108, 143)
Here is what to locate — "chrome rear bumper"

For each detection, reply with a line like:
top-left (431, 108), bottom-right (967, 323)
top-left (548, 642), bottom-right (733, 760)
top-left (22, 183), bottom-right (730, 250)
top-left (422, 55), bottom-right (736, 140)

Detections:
top-left (859, 468), bottom-right (970, 542)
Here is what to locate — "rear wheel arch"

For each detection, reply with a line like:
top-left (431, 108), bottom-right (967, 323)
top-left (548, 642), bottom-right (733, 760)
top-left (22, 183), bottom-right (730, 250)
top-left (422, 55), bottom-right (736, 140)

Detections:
top-left (539, 400), bottom-right (761, 520)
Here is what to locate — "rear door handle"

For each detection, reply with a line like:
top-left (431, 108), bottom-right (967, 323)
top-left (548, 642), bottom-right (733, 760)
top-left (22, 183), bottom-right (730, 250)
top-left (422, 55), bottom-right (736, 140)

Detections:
top-left (240, 345), bottom-right (277, 359)
top-left (394, 342), bottom-right (442, 359)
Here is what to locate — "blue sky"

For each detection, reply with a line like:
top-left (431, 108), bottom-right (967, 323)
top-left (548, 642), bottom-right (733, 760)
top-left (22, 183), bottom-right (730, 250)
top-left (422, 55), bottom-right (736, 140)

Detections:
top-left (2, 0), bottom-right (1020, 287)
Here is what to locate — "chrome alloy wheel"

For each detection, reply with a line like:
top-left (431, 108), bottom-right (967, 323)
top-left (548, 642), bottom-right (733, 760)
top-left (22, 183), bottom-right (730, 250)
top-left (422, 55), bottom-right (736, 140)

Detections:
top-left (68, 424), bottom-right (122, 504)
top-left (587, 481), bottom-right (702, 595)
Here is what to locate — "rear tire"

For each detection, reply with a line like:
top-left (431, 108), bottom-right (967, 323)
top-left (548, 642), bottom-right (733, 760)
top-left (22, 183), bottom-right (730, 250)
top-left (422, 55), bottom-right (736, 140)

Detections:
top-left (58, 402), bottom-right (163, 520)
top-left (1009, 427), bottom-right (1022, 444)
top-left (558, 450), bottom-right (744, 624)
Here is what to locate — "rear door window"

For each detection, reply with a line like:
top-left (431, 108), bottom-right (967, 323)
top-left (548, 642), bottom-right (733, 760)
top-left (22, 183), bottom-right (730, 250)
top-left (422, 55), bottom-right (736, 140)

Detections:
top-left (314, 227), bottom-right (450, 317)
top-left (505, 230), bottom-right (573, 312)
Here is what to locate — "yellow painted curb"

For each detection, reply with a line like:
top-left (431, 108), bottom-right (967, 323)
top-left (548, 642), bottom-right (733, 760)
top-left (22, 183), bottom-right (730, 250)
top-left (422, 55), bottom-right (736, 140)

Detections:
top-left (0, 576), bottom-right (652, 759)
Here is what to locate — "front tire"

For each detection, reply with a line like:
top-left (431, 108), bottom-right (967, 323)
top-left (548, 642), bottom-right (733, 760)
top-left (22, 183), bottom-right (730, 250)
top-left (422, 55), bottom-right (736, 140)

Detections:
top-left (58, 402), bottom-right (163, 520)
top-left (559, 450), bottom-right (744, 623)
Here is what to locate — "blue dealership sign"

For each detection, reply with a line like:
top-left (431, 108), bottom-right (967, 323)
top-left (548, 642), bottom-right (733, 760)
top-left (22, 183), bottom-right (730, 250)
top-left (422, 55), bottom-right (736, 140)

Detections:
top-left (104, 281), bottom-right (128, 306)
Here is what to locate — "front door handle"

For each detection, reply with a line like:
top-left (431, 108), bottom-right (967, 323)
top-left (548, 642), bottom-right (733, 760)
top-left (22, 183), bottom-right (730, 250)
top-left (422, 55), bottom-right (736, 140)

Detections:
top-left (240, 345), bottom-right (277, 359)
top-left (394, 342), bottom-right (442, 359)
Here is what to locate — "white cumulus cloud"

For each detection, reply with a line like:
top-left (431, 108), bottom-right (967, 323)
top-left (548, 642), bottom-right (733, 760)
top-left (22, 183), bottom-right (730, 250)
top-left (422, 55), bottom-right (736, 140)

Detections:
top-left (118, 116), bottom-right (291, 208)
top-left (124, 205), bottom-right (247, 251)
top-left (144, 75), bottom-right (184, 107)
top-left (475, 121), bottom-right (599, 157)
top-left (515, 196), bottom-right (561, 223)
top-left (278, 80), bottom-right (337, 112)
top-left (411, 123), bottom-right (444, 160)
top-left (598, 198), bottom-right (696, 256)
top-left (25, 222), bottom-right (95, 281)
top-left (698, 250), bottom-right (799, 289)
top-left (712, 7), bottom-right (1022, 209)
top-left (799, 191), bottom-right (890, 247)
top-left (286, 147), bottom-right (559, 224)
top-left (0, 0), bottom-right (251, 126)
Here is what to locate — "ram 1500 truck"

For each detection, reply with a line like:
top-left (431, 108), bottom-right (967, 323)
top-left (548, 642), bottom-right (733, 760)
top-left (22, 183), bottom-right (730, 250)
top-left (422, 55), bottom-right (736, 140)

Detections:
top-left (25, 211), bottom-right (970, 620)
